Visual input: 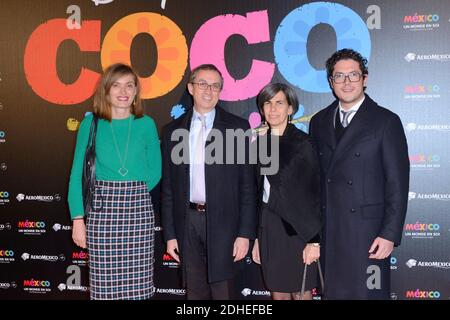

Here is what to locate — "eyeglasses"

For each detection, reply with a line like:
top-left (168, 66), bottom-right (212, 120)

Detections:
top-left (330, 71), bottom-right (364, 84)
top-left (191, 81), bottom-right (222, 92)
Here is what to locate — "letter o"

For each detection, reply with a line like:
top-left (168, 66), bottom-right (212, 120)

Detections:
top-left (101, 12), bottom-right (188, 99)
top-left (274, 2), bottom-right (371, 93)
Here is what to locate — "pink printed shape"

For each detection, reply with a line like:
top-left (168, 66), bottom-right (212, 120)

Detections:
top-left (248, 112), bottom-right (262, 142)
top-left (190, 10), bottom-right (275, 101)
top-left (248, 112), bottom-right (262, 129)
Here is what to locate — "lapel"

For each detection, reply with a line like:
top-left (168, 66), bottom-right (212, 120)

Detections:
top-left (322, 101), bottom-right (338, 151)
top-left (328, 95), bottom-right (376, 172)
top-left (204, 105), bottom-right (226, 205)
top-left (178, 107), bottom-right (193, 166)
top-left (176, 108), bottom-right (193, 197)
top-left (207, 105), bottom-right (227, 145)
top-left (180, 107), bottom-right (194, 131)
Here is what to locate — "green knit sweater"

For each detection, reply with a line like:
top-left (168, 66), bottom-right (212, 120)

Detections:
top-left (68, 114), bottom-right (161, 220)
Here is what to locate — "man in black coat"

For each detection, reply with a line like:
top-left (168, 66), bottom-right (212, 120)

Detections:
top-left (309, 49), bottom-right (410, 299)
top-left (161, 64), bottom-right (257, 299)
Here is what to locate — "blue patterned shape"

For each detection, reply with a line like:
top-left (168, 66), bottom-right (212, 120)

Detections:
top-left (274, 2), bottom-right (371, 93)
top-left (170, 104), bottom-right (186, 119)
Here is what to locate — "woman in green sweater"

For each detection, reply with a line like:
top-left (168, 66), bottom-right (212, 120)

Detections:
top-left (68, 63), bottom-right (161, 300)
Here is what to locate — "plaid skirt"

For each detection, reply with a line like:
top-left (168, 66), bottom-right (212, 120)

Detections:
top-left (86, 180), bottom-right (155, 300)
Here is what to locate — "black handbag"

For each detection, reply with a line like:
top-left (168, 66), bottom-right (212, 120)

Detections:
top-left (82, 115), bottom-right (98, 215)
top-left (301, 259), bottom-right (325, 299)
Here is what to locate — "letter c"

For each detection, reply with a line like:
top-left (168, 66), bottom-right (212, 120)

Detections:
top-left (190, 10), bottom-right (275, 101)
top-left (24, 19), bottom-right (101, 104)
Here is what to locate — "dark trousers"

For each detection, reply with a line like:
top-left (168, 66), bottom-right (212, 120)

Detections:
top-left (184, 208), bottom-right (232, 300)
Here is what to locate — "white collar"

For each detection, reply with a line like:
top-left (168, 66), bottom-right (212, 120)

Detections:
top-left (339, 96), bottom-right (365, 113)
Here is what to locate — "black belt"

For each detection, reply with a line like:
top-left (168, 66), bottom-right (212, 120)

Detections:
top-left (189, 202), bottom-right (206, 212)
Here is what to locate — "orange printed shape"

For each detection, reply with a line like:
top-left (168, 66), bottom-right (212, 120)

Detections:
top-left (101, 12), bottom-right (188, 99)
top-left (24, 19), bottom-right (101, 105)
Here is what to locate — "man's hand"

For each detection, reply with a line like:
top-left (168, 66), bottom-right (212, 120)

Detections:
top-left (167, 239), bottom-right (180, 262)
top-left (233, 237), bottom-right (249, 262)
top-left (369, 237), bottom-right (394, 259)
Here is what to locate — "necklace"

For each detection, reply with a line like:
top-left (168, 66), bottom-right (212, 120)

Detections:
top-left (110, 116), bottom-right (132, 177)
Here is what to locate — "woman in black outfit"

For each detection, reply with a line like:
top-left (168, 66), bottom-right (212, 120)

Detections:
top-left (252, 83), bottom-right (322, 300)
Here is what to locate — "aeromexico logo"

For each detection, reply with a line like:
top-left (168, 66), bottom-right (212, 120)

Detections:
top-left (406, 259), bottom-right (450, 269)
top-left (156, 288), bottom-right (186, 296)
top-left (405, 52), bottom-right (450, 62)
top-left (21, 252), bottom-right (65, 262)
top-left (241, 288), bottom-right (271, 297)
top-left (408, 191), bottom-right (450, 201)
top-left (406, 123), bottom-right (450, 132)
top-left (57, 283), bottom-right (88, 292)
top-left (52, 223), bottom-right (71, 232)
top-left (16, 193), bottom-right (61, 202)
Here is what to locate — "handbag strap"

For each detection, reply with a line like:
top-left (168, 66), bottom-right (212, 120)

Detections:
top-left (301, 259), bottom-right (325, 298)
top-left (87, 115), bottom-right (98, 150)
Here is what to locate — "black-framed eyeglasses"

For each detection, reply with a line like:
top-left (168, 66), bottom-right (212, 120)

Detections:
top-left (191, 81), bottom-right (222, 92)
top-left (330, 71), bottom-right (364, 84)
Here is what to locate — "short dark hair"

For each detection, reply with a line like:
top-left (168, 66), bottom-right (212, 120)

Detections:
top-left (189, 64), bottom-right (224, 88)
top-left (256, 83), bottom-right (299, 116)
top-left (326, 48), bottom-right (368, 79)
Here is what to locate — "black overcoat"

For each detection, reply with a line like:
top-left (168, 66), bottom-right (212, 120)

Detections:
top-left (309, 95), bottom-right (409, 299)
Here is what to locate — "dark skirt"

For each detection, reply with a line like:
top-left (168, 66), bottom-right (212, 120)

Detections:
top-left (86, 180), bottom-right (155, 300)
top-left (259, 204), bottom-right (318, 293)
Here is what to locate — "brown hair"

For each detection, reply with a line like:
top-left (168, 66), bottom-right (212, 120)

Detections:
top-left (93, 63), bottom-right (144, 121)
